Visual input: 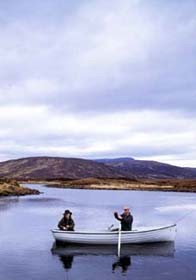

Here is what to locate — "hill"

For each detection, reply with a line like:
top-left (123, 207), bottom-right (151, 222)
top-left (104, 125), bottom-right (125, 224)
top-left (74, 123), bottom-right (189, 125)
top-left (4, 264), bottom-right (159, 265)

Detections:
top-left (0, 157), bottom-right (128, 180)
top-left (95, 158), bottom-right (196, 179)
top-left (0, 156), bottom-right (196, 181)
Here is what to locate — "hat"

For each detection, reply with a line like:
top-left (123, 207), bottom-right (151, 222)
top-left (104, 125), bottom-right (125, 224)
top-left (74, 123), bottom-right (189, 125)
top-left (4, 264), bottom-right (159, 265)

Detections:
top-left (63, 209), bottom-right (72, 215)
top-left (123, 206), bottom-right (130, 210)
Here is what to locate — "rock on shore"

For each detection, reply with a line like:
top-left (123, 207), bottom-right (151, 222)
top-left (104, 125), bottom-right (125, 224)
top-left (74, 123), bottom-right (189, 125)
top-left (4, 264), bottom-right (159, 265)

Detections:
top-left (0, 179), bottom-right (40, 196)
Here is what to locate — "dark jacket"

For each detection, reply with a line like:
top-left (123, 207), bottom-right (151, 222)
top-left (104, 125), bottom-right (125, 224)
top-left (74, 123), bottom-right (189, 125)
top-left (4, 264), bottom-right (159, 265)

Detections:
top-left (115, 213), bottom-right (133, 231)
top-left (58, 216), bottom-right (75, 231)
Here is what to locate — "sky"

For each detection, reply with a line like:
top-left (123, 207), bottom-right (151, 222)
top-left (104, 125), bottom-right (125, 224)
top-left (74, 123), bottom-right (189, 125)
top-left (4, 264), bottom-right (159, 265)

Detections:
top-left (0, 0), bottom-right (196, 167)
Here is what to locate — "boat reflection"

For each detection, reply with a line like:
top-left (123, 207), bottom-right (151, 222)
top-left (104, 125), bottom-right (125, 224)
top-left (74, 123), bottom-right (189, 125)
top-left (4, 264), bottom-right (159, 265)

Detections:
top-left (51, 241), bottom-right (175, 257)
top-left (51, 242), bottom-right (175, 274)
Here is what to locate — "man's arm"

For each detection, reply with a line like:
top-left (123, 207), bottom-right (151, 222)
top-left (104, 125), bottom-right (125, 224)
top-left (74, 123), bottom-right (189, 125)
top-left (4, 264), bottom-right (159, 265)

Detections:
top-left (114, 212), bottom-right (122, 221)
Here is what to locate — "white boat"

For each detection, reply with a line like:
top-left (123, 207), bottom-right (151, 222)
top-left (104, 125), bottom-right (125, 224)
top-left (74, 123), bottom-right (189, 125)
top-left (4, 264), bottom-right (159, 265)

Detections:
top-left (51, 224), bottom-right (177, 245)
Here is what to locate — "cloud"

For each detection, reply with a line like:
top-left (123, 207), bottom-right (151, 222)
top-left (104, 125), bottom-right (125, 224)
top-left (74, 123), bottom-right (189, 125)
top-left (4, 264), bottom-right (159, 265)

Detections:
top-left (0, 0), bottom-right (196, 165)
top-left (1, 0), bottom-right (196, 112)
top-left (0, 105), bottom-right (195, 166)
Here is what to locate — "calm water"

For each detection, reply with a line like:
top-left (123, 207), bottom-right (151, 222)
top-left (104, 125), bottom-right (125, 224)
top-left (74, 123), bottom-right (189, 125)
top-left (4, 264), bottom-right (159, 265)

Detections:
top-left (0, 184), bottom-right (196, 280)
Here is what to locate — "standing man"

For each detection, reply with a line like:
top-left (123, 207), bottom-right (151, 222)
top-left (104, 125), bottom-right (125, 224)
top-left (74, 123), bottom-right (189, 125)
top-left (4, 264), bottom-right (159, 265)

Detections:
top-left (114, 206), bottom-right (133, 231)
top-left (58, 209), bottom-right (75, 231)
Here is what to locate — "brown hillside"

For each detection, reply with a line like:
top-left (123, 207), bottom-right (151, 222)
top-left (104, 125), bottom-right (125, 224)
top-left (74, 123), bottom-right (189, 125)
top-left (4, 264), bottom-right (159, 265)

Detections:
top-left (0, 157), bottom-right (130, 180)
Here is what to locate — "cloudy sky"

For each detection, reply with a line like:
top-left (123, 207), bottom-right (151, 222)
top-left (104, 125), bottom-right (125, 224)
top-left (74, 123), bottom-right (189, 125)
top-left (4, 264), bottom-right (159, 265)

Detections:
top-left (0, 0), bottom-right (196, 166)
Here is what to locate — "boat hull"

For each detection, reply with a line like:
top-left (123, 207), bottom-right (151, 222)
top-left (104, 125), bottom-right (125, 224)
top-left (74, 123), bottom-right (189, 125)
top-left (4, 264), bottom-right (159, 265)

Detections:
top-left (51, 224), bottom-right (177, 245)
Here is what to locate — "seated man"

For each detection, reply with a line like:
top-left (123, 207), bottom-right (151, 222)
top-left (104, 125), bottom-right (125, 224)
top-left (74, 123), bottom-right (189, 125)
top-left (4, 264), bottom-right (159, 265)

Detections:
top-left (58, 209), bottom-right (75, 231)
top-left (114, 206), bottom-right (133, 231)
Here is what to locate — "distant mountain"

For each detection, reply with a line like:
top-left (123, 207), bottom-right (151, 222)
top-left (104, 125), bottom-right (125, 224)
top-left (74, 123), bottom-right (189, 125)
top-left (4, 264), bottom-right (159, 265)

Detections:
top-left (0, 156), bottom-right (128, 180)
top-left (96, 158), bottom-right (196, 179)
top-left (96, 157), bottom-right (134, 163)
top-left (0, 156), bottom-right (196, 180)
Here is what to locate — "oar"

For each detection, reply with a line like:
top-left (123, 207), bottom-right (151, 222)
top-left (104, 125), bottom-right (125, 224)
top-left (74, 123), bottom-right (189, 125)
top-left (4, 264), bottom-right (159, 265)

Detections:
top-left (117, 222), bottom-right (122, 257)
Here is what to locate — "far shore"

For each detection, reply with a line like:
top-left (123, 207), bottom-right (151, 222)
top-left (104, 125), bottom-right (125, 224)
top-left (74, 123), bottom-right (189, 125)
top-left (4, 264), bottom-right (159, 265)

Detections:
top-left (19, 178), bottom-right (196, 193)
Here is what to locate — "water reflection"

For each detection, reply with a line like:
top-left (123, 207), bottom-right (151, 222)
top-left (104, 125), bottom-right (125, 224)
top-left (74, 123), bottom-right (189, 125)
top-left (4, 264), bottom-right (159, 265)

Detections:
top-left (51, 242), bottom-right (175, 275)
top-left (112, 256), bottom-right (131, 274)
top-left (0, 197), bottom-right (20, 211)
top-left (59, 255), bottom-right (74, 270)
top-left (51, 241), bottom-right (175, 257)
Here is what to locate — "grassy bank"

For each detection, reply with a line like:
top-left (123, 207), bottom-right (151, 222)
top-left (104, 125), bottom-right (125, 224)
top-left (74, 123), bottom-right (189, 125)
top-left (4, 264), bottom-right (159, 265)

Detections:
top-left (0, 179), bottom-right (40, 196)
top-left (19, 178), bottom-right (196, 192)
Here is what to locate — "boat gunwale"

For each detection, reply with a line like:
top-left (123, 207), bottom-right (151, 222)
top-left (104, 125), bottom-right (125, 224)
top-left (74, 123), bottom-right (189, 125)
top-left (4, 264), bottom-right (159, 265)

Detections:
top-left (51, 224), bottom-right (176, 235)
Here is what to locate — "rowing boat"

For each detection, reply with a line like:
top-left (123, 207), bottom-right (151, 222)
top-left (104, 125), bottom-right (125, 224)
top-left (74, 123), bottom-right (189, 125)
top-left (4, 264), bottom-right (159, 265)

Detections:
top-left (51, 224), bottom-right (177, 245)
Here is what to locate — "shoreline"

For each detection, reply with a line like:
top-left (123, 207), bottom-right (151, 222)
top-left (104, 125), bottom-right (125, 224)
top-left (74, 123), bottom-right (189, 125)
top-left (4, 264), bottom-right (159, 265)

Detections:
top-left (19, 178), bottom-right (196, 193)
top-left (0, 179), bottom-right (40, 197)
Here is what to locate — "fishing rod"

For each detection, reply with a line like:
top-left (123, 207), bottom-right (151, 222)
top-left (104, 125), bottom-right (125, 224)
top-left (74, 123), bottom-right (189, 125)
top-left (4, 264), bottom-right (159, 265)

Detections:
top-left (174, 210), bottom-right (195, 224)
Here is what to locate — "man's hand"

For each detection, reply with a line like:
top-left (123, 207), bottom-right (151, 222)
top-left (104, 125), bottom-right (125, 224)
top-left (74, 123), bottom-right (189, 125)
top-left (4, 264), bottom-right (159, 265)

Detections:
top-left (114, 212), bottom-right (119, 219)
